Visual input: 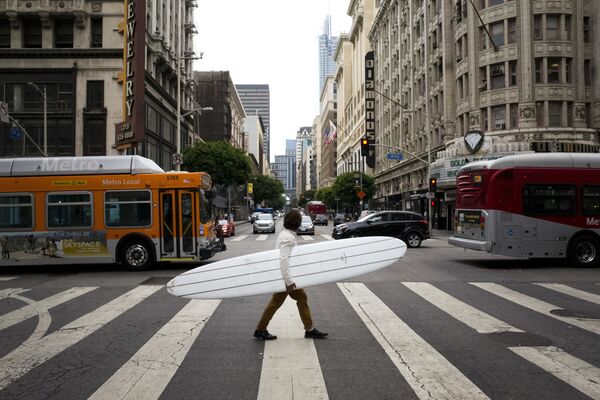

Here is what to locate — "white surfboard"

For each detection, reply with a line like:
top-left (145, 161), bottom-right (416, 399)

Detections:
top-left (167, 236), bottom-right (406, 299)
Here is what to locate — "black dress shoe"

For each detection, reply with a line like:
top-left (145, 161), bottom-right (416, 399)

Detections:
top-left (304, 328), bottom-right (328, 338)
top-left (254, 329), bottom-right (277, 340)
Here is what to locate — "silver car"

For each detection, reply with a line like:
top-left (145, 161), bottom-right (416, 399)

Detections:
top-left (253, 213), bottom-right (275, 234)
top-left (297, 215), bottom-right (315, 235)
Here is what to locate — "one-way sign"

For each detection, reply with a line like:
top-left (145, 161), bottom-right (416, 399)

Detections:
top-left (9, 127), bottom-right (23, 140)
top-left (387, 153), bottom-right (403, 160)
top-left (0, 101), bottom-right (9, 124)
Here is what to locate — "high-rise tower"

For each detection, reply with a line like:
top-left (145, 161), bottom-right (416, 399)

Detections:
top-left (319, 16), bottom-right (338, 93)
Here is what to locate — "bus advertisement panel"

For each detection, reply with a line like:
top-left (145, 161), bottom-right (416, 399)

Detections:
top-left (448, 153), bottom-right (600, 268)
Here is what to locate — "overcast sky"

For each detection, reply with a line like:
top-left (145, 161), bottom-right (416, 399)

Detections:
top-left (194, 0), bottom-right (351, 162)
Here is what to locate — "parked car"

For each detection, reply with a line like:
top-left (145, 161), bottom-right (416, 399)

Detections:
top-left (333, 213), bottom-right (347, 226)
top-left (314, 214), bottom-right (328, 226)
top-left (253, 213), bottom-right (276, 234)
top-left (332, 211), bottom-right (429, 247)
top-left (217, 219), bottom-right (235, 237)
top-left (297, 215), bottom-right (315, 235)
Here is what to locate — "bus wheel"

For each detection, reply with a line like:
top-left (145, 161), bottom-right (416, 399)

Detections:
top-left (568, 235), bottom-right (600, 268)
top-left (121, 242), bottom-right (153, 270)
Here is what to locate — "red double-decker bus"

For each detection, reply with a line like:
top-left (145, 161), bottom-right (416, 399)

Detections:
top-left (449, 153), bottom-right (600, 267)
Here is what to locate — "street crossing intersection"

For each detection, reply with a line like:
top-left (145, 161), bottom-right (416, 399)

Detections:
top-left (0, 277), bottom-right (599, 399)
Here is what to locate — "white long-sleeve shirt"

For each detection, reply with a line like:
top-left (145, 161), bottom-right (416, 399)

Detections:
top-left (275, 228), bottom-right (297, 287)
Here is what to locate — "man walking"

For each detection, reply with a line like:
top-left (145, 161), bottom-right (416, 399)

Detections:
top-left (254, 209), bottom-right (328, 340)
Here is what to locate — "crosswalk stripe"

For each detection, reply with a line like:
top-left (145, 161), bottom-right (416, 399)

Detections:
top-left (471, 282), bottom-right (600, 336)
top-left (403, 282), bottom-right (523, 334)
top-left (320, 235), bottom-right (333, 241)
top-left (0, 287), bottom-right (97, 332)
top-left (534, 283), bottom-right (600, 305)
top-left (256, 234), bottom-right (269, 241)
top-left (0, 288), bottom-right (27, 300)
top-left (339, 282), bottom-right (489, 400)
top-left (257, 298), bottom-right (328, 400)
top-left (0, 285), bottom-right (162, 391)
top-left (510, 346), bottom-right (600, 400)
top-left (89, 299), bottom-right (221, 400)
top-left (300, 235), bottom-right (315, 241)
top-left (230, 235), bottom-right (247, 242)
top-left (0, 277), bottom-right (17, 281)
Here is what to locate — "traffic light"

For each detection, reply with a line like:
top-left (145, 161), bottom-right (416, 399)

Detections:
top-left (360, 136), bottom-right (369, 157)
top-left (431, 199), bottom-right (436, 208)
top-left (429, 177), bottom-right (437, 193)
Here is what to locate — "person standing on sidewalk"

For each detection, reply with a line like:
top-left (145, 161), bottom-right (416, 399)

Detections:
top-left (254, 209), bottom-right (328, 340)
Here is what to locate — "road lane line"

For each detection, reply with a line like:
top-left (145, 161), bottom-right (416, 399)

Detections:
top-left (89, 299), bottom-right (221, 400)
top-left (0, 285), bottom-right (162, 391)
top-left (256, 235), bottom-right (269, 241)
top-left (534, 283), bottom-right (600, 305)
top-left (0, 277), bottom-right (17, 281)
top-left (257, 298), bottom-right (328, 400)
top-left (300, 235), bottom-right (315, 241)
top-left (471, 283), bottom-right (600, 336)
top-left (0, 288), bottom-right (27, 300)
top-left (339, 282), bottom-right (489, 400)
top-left (320, 235), bottom-right (333, 241)
top-left (0, 287), bottom-right (97, 332)
top-left (230, 235), bottom-right (247, 242)
top-left (510, 346), bottom-right (600, 400)
top-left (403, 282), bottom-right (523, 334)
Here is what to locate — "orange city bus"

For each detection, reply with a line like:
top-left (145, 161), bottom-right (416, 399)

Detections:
top-left (0, 156), bottom-right (223, 269)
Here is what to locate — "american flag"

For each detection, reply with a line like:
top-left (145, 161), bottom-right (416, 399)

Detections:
top-left (323, 120), bottom-right (337, 146)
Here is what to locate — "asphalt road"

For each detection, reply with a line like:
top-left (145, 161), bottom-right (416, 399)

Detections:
top-left (1, 219), bottom-right (599, 400)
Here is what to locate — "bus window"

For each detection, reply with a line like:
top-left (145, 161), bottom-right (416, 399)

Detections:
top-left (0, 194), bottom-right (34, 229)
top-left (582, 186), bottom-right (600, 216)
top-left (47, 193), bottom-right (93, 228)
top-left (523, 185), bottom-right (576, 216)
top-left (104, 190), bottom-right (152, 227)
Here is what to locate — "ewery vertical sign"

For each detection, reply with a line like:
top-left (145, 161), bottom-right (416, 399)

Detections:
top-left (364, 51), bottom-right (375, 168)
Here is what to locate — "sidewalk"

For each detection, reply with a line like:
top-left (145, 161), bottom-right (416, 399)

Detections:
top-left (432, 229), bottom-right (453, 239)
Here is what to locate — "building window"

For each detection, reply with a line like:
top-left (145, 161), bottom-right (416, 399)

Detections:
top-left (492, 105), bottom-right (506, 130)
top-left (534, 15), bottom-right (542, 40)
top-left (547, 58), bottom-right (561, 83)
top-left (509, 60), bottom-right (518, 86)
top-left (490, 63), bottom-right (505, 89)
top-left (0, 18), bottom-right (10, 48)
top-left (536, 102), bottom-right (544, 127)
top-left (583, 17), bottom-right (591, 43)
top-left (54, 19), bottom-right (74, 48)
top-left (510, 103), bottom-right (518, 129)
top-left (585, 60), bottom-right (592, 86)
top-left (548, 101), bottom-right (562, 127)
top-left (47, 193), bottom-right (93, 228)
top-left (481, 108), bottom-right (488, 131)
top-left (535, 58), bottom-right (543, 83)
top-left (90, 18), bottom-right (102, 48)
top-left (23, 19), bottom-right (43, 48)
top-left (565, 58), bottom-right (572, 84)
top-left (567, 102), bottom-right (573, 126)
top-left (490, 21), bottom-right (504, 46)
top-left (507, 18), bottom-right (517, 44)
top-left (546, 15), bottom-right (559, 40)
top-left (0, 195), bottom-right (34, 229)
top-left (83, 117), bottom-right (106, 156)
top-left (86, 81), bottom-right (104, 110)
top-left (564, 15), bottom-right (571, 40)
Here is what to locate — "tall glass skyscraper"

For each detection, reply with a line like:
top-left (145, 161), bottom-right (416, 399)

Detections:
top-left (236, 84), bottom-right (271, 162)
top-left (319, 16), bottom-right (338, 93)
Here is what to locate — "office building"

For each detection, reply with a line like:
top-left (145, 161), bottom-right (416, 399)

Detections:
top-left (236, 84), bottom-right (270, 162)
top-left (319, 15), bottom-right (339, 93)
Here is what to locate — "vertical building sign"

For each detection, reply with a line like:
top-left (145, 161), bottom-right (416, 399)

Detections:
top-left (116, 0), bottom-right (146, 149)
top-left (364, 51), bottom-right (376, 168)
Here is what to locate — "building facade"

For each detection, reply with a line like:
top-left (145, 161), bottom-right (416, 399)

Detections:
top-left (244, 115), bottom-right (264, 174)
top-left (318, 76), bottom-right (338, 187)
top-left (272, 139), bottom-right (297, 202)
top-left (319, 15), bottom-right (339, 93)
top-left (236, 84), bottom-right (270, 162)
top-left (194, 71), bottom-right (246, 151)
top-left (0, 0), bottom-right (197, 171)
top-left (369, 0), bottom-right (600, 229)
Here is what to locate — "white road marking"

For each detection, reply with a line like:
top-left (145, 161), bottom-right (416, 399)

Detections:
top-left (0, 277), bottom-right (17, 281)
top-left (0, 285), bottom-right (162, 391)
top-left (230, 235), bottom-right (247, 242)
top-left (257, 298), bottom-right (328, 400)
top-left (510, 346), bottom-right (600, 400)
top-left (471, 283), bottom-right (600, 336)
top-left (300, 235), bottom-right (315, 241)
top-left (339, 282), bottom-right (489, 400)
top-left (0, 287), bottom-right (97, 332)
top-left (534, 283), bottom-right (600, 305)
top-left (403, 282), bottom-right (523, 334)
top-left (89, 299), bottom-right (221, 400)
top-left (320, 235), bottom-right (333, 241)
top-left (0, 288), bottom-right (27, 299)
top-left (256, 235), bottom-right (269, 241)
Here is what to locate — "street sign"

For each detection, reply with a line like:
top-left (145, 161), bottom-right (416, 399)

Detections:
top-left (0, 101), bottom-right (9, 124)
top-left (9, 127), bottom-right (22, 140)
top-left (357, 190), bottom-right (366, 200)
top-left (387, 153), bottom-right (403, 160)
top-left (172, 153), bottom-right (183, 166)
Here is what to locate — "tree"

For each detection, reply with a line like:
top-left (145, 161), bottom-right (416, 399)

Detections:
top-left (332, 172), bottom-right (375, 209)
top-left (315, 186), bottom-right (335, 210)
top-left (182, 141), bottom-right (252, 187)
top-left (298, 189), bottom-right (316, 208)
top-left (251, 174), bottom-right (284, 208)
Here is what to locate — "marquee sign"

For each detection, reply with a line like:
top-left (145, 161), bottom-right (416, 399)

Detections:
top-left (116, 0), bottom-right (146, 149)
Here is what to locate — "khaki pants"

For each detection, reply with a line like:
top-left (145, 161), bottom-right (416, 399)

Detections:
top-left (256, 289), bottom-right (313, 331)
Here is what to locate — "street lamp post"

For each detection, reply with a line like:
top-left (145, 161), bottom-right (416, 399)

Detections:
top-left (27, 82), bottom-right (47, 156)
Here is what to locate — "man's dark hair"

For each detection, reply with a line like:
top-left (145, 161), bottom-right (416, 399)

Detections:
top-left (283, 210), bottom-right (302, 230)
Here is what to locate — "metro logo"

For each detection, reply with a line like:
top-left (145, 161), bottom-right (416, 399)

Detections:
top-left (586, 217), bottom-right (600, 226)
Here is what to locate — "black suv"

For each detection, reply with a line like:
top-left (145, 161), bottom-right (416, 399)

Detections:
top-left (332, 211), bottom-right (430, 247)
